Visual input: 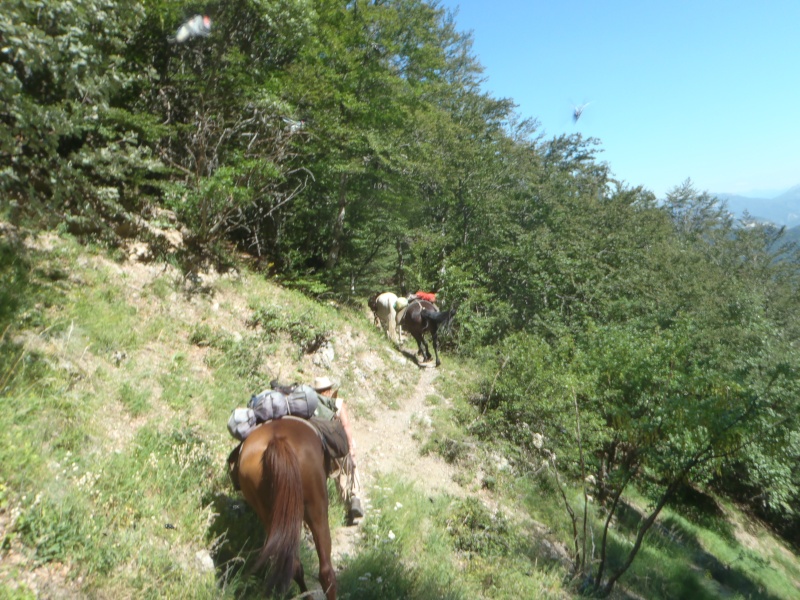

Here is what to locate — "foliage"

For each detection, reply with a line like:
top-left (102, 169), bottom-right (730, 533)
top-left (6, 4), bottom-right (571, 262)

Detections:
top-left (1, 0), bottom-right (156, 235)
top-left (249, 301), bottom-right (334, 354)
top-left (3, 0), bottom-right (800, 596)
top-left (476, 182), bottom-right (800, 595)
top-left (445, 497), bottom-right (515, 558)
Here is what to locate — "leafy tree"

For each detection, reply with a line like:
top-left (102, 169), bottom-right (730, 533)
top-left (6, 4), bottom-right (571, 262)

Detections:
top-left (1, 0), bottom-right (153, 234)
top-left (123, 0), bottom-right (317, 252)
top-left (262, 0), bottom-right (508, 296)
top-left (474, 175), bottom-right (800, 594)
top-left (662, 177), bottom-right (732, 240)
top-left (246, 0), bottom-right (428, 288)
top-left (574, 306), bottom-right (798, 596)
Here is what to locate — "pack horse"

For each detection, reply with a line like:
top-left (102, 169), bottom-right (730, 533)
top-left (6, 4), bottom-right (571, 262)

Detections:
top-left (235, 418), bottom-right (338, 599)
top-left (397, 299), bottom-right (454, 367)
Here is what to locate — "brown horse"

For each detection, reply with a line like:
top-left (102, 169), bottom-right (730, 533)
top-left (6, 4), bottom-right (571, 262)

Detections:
top-left (397, 299), bottom-right (455, 367)
top-left (236, 417), bottom-right (336, 600)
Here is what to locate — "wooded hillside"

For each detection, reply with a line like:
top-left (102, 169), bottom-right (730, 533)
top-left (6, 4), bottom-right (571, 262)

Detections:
top-left (2, 0), bottom-right (799, 596)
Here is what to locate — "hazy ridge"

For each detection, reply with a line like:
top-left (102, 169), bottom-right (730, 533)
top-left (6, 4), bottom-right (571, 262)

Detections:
top-left (715, 184), bottom-right (800, 227)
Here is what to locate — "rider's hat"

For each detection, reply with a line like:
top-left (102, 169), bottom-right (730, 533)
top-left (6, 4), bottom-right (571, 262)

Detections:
top-left (312, 376), bottom-right (335, 392)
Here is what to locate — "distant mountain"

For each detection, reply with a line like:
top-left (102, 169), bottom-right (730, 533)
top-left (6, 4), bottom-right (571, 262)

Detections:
top-left (715, 185), bottom-right (800, 227)
top-left (781, 224), bottom-right (800, 247)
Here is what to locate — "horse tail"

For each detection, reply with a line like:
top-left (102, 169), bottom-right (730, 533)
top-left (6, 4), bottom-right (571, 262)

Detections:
top-left (421, 308), bottom-right (454, 325)
top-left (255, 436), bottom-right (303, 594)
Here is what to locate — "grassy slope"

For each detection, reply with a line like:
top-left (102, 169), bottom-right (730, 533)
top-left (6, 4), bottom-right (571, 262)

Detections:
top-left (0, 228), bottom-right (797, 599)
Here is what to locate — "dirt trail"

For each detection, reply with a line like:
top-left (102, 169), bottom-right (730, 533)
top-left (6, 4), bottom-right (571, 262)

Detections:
top-left (332, 363), bottom-right (463, 562)
top-left (357, 366), bottom-right (463, 496)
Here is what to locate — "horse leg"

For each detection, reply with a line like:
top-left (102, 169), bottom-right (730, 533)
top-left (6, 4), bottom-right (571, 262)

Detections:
top-left (306, 507), bottom-right (336, 600)
top-left (431, 325), bottom-right (442, 367)
top-left (413, 333), bottom-right (428, 362)
top-left (420, 333), bottom-right (432, 362)
top-left (388, 306), bottom-right (398, 344)
top-left (380, 310), bottom-right (393, 341)
top-left (292, 555), bottom-right (308, 594)
top-left (431, 326), bottom-right (441, 367)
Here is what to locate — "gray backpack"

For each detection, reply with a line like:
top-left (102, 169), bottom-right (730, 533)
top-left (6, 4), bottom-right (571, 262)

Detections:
top-left (227, 385), bottom-right (319, 441)
top-left (227, 408), bottom-right (258, 441)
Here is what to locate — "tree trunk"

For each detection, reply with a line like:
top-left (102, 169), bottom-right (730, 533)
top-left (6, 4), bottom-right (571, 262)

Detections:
top-left (395, 238), bottom-right (406, 293)
top-left (597, 483), bottom-right (677, 597)
top-left (327, 173), bottom-right (348, 269)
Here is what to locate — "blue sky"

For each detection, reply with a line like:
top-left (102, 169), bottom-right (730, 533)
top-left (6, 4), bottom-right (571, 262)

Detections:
top-left (436, 0), bottom-right (800, 199)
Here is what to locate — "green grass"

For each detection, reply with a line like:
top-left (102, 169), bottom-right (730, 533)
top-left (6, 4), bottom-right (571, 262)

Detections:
top-left (0, 238), bottom-right (230, 596)
top-left (0, 233), bottom-right (380, 598)
top-left (118, 381), bottom-right (151, 416)
top-left (248, 298), bottom-right (336, 355)
top-left (510, 471), bottom-right (800, 600)
top-left (656, 505), bottom-right (800, 600)
top-left (424, 393), bottom-right (442, 406)
top-left (340, 475), bottom-right (568, 599)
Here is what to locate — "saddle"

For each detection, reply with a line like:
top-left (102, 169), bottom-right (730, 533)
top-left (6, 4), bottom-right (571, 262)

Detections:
top-left (396, 297), bottom-right (439, 325)
top-left (227, 379), bottom-right (353, 490)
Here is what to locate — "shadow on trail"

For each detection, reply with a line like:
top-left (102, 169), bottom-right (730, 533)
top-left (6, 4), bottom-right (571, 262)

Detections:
top-left (203, 492), bottom-right (472, 600)
top-left (204, 492), bottom-right (264, 598)
top-left (667, 484), bottom-right (736, 543)
top-left (397, 347), bottom-right (436, 368)
top-left (206, 489), bottom-right (466, 599)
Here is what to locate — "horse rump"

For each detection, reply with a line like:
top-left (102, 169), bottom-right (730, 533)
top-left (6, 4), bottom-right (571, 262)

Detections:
top-left (237, 420), bottom-right (336, 599)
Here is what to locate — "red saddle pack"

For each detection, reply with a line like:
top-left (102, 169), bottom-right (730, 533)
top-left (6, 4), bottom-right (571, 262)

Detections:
top-left (415, 291), bottom-right (437, 303)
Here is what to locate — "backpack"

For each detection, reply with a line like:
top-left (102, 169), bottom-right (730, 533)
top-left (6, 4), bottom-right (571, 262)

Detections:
top-left (227, 407), bottom-right (257, 441)
top-left (415, 291), bottom-right (437, 303)
top-left (227, 384), bottom-right (320, 441)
